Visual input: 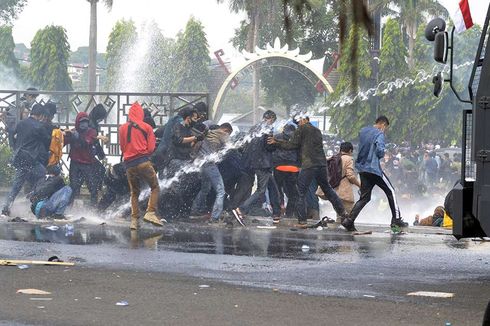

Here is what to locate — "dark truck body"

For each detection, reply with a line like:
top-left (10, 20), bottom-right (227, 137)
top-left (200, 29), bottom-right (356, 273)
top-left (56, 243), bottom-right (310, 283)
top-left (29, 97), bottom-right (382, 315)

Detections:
top-left (449, 4), bottom-right (490, 238)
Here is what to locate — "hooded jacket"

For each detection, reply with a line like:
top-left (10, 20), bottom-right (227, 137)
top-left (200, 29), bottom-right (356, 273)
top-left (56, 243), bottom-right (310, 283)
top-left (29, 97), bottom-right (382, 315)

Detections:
top-left (241, 122), bottom-right (275, 170)
top-left (355, 126), bottom-right (386, 176)
top-left (119, 102), bottom-right (156, 166)
top-left (65, 112), bottom-right (98, 164)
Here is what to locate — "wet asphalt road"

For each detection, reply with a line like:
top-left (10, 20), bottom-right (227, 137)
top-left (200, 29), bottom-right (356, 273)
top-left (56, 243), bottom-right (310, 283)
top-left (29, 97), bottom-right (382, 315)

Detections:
top-left (0, 218), bottom-right (489, 325)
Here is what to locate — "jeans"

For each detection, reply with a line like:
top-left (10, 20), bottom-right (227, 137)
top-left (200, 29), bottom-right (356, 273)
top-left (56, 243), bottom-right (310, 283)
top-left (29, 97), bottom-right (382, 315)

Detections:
top-left (3, 162), bottom-right (46, 211)
top-left (350, 172), bottom-right (401, 222)
top-left (239, 168), bottom-right (272, 214)
top-left (126, 161), bottom-right (159, 220)
top-left (296, 166), bottom-right (345, 222)
top-left (306, 179), bottom-right (319, 212)
top-left (193, 164), bottom-right (225, 220)
top-left (40, 186), bottom-right (73, 218)
top-left (228, 170), bottom-right (254, 210)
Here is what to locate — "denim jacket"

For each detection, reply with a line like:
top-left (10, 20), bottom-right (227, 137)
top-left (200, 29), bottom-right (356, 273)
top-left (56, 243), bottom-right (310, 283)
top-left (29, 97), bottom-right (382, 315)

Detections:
top-left (355, 126), bottom-right (386, 176)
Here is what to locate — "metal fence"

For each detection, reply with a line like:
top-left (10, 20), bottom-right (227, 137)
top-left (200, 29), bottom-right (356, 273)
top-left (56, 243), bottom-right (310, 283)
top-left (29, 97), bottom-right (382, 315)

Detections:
top-left (0, 90), bottom-right (209, 159)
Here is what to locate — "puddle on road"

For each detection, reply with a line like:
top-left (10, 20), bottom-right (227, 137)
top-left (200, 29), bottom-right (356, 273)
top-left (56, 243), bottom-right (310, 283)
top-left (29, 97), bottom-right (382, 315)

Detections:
top-left (0, 222), bottom-right (485, 260)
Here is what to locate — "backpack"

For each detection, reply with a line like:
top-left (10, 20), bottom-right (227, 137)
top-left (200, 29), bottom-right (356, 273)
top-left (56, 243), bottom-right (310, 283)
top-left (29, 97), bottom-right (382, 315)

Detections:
top-left (327, 153), bottom-right (344, 188)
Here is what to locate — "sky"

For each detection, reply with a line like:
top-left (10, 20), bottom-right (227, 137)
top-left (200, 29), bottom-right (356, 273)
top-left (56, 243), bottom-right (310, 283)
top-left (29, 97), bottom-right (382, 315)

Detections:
top-left (11, 0), bottom-right (245, 56)
top-left (10, 0), bottom-right (490, 58)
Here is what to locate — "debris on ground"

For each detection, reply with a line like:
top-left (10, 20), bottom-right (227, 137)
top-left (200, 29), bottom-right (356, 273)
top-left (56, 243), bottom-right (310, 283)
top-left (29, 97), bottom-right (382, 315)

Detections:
top-left (407, 291), bottom-right (454, 298)
top-left (44, 226), bottom-right (59, 231)
top-left (198, 284), bottom-right (210, 288)
top-left (17, 264), bottom-right (29, 269)
top-left (9, 217), bottom-right (27, 222)
top-left (0, 259), bottom-right (74, 266)
top-left (301, 245), bottom-right (310, 252)
top-left (17, 289), bottom-right (51, 295)
top-left (116, 301), bottom-right (129, 306)
top-left (257, 225), bottom-right (276, 229)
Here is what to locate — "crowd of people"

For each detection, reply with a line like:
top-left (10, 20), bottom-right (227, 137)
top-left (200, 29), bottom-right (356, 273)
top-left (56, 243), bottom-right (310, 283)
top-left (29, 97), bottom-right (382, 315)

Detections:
top-left (1, 89), bottom-right (458, 232)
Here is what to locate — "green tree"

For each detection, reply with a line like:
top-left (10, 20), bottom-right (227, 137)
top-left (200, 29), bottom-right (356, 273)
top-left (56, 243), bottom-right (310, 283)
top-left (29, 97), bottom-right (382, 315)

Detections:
top-left (28, 25), bottom-right (72, 91)
top-left (377, 18), bottom-right (410, 143)
top-left (141, 21), bottom-right (177, 92)
top-left (104, 19), bottom-right (137, 91)
top-left (0, 25), bottom-right (20, 76)
top-left (369, 0), bottom-right (445, 68)
top-left (174, 17), bottom-right (210, 92)
top-left (0, 0), bottom-right (27, 24)
top-left (329, 29), bottom-right (372, 141)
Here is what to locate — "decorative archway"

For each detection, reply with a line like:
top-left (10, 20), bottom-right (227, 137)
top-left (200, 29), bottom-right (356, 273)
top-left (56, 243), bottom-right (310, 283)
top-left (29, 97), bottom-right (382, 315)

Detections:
top-left (211, 38), bottom-right (334, 120)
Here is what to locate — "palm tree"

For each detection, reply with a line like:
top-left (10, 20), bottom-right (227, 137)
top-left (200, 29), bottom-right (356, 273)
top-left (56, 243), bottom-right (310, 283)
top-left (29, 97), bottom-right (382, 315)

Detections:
top-left (368, 0), bottom-right (445, 68)
top-left (87, 0), bottom-right (113, 92)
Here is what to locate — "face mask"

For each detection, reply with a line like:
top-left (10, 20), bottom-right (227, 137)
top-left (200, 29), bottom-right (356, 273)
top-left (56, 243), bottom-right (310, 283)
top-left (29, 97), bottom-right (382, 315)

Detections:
top-left (79, 121), bottom-right (89, 131)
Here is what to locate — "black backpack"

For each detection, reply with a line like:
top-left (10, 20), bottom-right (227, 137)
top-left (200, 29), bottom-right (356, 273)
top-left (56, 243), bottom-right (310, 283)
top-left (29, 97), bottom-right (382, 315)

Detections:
top-left (327, 153), bottom-right (344, 188)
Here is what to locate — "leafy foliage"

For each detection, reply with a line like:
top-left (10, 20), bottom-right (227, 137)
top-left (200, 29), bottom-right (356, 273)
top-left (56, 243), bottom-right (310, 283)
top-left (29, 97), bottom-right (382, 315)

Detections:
top-left (0, 144), bottom-right (14, 186)
top-left (0, 25), bottom-right (20, 76)
top-left (0, 0), bottom-right (26, 24)
top-left (28, 25), bottom-right (72, 91)
top-left (229, 0), bottom-right (338, 110)
top-left (328, 29), bottom-right (373, 141)
top-left (174, 17), bottom-right (210, 92)
top-left (328, 19), bottom-right (481, 146)
top-left (104, 19), bottom-right (137, 91)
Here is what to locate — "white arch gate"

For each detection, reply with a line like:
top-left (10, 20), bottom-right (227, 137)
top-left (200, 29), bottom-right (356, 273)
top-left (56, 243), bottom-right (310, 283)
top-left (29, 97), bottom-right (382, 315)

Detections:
top-left (211, 38), bottom-right (335, 120)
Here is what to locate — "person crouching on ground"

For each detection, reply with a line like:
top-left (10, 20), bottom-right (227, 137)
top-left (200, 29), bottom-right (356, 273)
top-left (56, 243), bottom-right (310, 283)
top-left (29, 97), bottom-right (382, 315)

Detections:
top-left (413, 206), bottom-right (452, 228)
top-left (119, 102), bottom-right (164, 230)
top-left (29, 165), bottom-right (72, 219)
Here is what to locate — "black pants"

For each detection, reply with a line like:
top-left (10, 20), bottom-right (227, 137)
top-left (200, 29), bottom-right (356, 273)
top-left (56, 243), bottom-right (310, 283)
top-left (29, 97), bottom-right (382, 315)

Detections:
top-left (274, 170), bottom-right (299, 218)
top-left (228, 171), bottom-right (254, 209)
top-left (69, 161), bottom-right (104, 206)
top-left (297, 166), bottom-right (345, 222)
top-left (350, 172), bottom-right (401, 221)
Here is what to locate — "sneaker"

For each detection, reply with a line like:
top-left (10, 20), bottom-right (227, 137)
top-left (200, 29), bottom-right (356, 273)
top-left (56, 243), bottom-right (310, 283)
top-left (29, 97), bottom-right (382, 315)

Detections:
top-left (341, 217), bottom-right (357, 232)
top-left (231, 209), bottom-right (245, 227)
top-left (143, 212), bottom-right (163, 227)
top-left (391, 218), bottom-right (408, 228)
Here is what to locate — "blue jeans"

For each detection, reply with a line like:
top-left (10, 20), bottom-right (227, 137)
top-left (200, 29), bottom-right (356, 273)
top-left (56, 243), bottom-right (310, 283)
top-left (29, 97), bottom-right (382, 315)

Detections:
top-left (193, 164), bottom-right (225, 220)
top-left (40, 186), bottom-right (73, 218)
top-left (3, 162), bottom-right (46, 211)
top-left (306, 179), bottom-right (319, 211)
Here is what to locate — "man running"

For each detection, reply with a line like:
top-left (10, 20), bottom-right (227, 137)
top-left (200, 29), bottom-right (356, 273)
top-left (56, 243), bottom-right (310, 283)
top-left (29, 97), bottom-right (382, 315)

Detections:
top-left (341, 116), bottom-right (408, 231)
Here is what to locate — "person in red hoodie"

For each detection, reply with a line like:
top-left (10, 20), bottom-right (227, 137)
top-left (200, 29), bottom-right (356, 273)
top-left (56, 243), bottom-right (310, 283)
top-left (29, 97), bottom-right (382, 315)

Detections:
top-left (64, 112), bottom-right (102, 206)
top-left (119, 102), bottom-right (163, 229)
